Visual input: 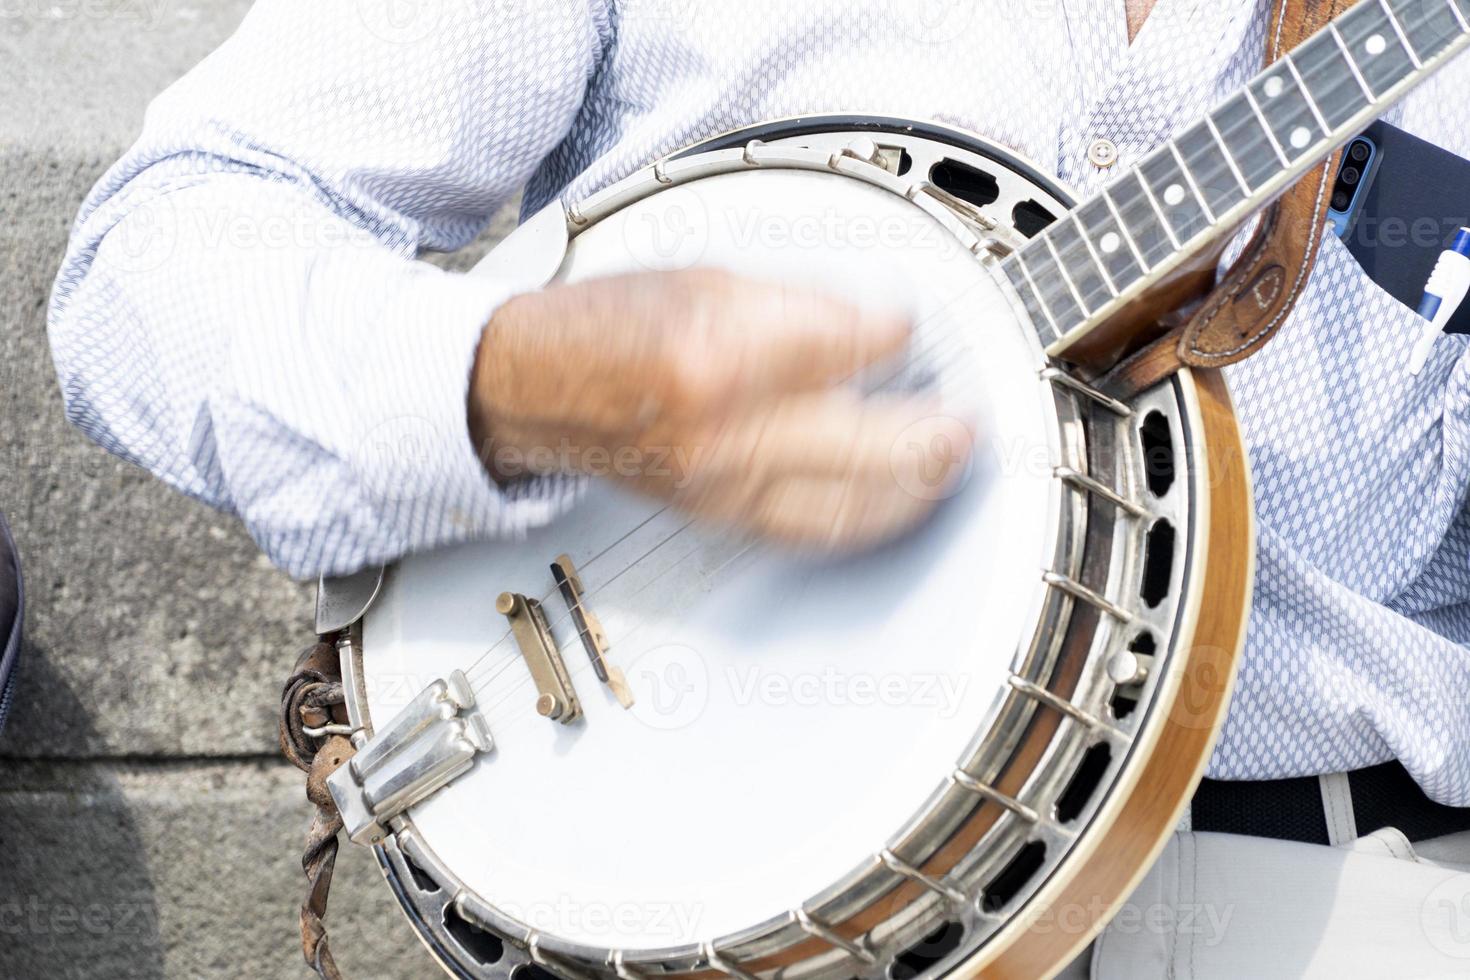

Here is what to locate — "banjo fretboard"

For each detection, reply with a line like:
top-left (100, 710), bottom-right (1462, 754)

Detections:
top-left (999, 0), bottom-right (1470, 354)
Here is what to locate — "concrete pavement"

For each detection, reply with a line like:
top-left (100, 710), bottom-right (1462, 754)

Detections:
top-left (0, 4), bottom-right (507, 976)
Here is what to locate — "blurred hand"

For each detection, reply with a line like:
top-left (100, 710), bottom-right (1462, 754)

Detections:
top-left (469, 269), bottom-right (970, 551)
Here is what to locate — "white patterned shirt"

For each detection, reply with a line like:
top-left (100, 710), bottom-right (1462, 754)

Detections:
top-left (47, 0), bottom-right (1470, 801)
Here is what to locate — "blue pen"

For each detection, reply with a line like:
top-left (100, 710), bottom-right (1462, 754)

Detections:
top-left (1410, 227), bottom-right (1470, 374)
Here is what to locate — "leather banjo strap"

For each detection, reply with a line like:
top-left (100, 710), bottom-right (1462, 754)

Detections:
top-left (1102, 0), bottom-right (1354, 398)
top-left (280, 640), bottom-right (356, 980)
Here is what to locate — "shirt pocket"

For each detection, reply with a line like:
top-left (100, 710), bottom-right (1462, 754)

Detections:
top-left (1224, 230), bottom-right (1470, 600)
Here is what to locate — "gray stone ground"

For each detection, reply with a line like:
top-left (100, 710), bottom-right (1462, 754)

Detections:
top-left (0, 4), bottom-right (510, 977)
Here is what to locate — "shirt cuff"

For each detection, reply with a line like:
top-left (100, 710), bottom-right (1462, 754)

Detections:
top-left (337, 259), bottom-right (584, 561)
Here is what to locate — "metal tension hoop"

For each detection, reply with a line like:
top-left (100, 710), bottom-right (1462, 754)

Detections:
top-left (327, 670), bottom-right (493, 846)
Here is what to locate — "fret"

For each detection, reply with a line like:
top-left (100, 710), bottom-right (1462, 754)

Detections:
top-left (1174, 121), bottom-right (1247, 219)
top-left (1105, 172), bottom-right (1174, 269)
top-left (1136, 177), bottom-right (1182, 250)
top-left (1450, 0), bottom-right (1470, 32)
top-left (1249, 61), bottom-right (1327, 163)
top-left (1101, 192), bottom-right (1152, 272)
top-left (1137, 145), bottom-right (1211, 246)
top-left (1018, 247), bottom-right (1086, 334)
top-left (1202, 116), bottom-right (1252, 196)
top-left (1209, 93), bottom-right (1280, 191)
top-left (1335, 0), bottom-right (1417, 95)
top-left (1043, 235), bottom-right (1094, 314)
top-left (1282, 56), bottom-right (1333, 132)
top-left (1070, 213), bottom-right (1121, 299)
top-left (1294, 28), bottom-right (1374, 127)
top-left (1169, 143), bottom-right (1216, 222)
top-left (1075, 195), bottom-right (1145, 293)
top-left (1000, 256), bottom-right (1059, 344)
top-left (1381, 0), bottom-right (1426, 65)
top-left (1046, 219), bottom-right (1115, 313)
top-left (1241, 87), bottom-right (1291, 165)
top-left (1029, 0), bottom-right (1470, 354)
top-left (1384, 0), bottom-right (1466, 62)
top-left (1329, 23), bottom-right (1378, 99)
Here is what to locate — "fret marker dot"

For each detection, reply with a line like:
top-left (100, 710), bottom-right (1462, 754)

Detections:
top-left (1100, 231), bottom-right (1121, 254)
top-left (1163, 184), bottom-right (1185, 206)
top-left (1263, 75), bottom-right (1285, 98)
top-left (1365, 33), bottom-right (1386, 56)
top-left (1290, 126), bottom-right (1311, 149)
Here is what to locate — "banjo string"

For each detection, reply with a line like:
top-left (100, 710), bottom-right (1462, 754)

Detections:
top-left (459, 505), bottom-right (676, 684)
top-left (470, 530), bottom-right (765, 727)
top-left (1046, 39), bottom-right (1423, 279)
top-left (465, 517), bottom-right (700, 691)
top-left (463, 17), bottom-right (1412, 694)
top-left (460, 309), bottom-right (977, 691)
top-left (466, 334), bottom-right (988, 715)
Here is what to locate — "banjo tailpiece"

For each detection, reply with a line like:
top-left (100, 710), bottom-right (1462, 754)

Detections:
top-left (279, 0), bottom-right (1467, 977)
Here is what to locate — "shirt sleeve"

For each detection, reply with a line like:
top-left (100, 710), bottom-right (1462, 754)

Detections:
top-left (46, 0), bottom-right (611, 579)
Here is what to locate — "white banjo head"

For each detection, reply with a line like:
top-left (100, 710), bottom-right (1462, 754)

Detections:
top-left (367, 164), bottom-right (1054, 948)
top-left (334, 119), bottom-right (1206, 980)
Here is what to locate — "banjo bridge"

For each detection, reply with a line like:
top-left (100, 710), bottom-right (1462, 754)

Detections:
top-left (328, 669), bottom-right (494, 846)
top-left (550, 554), bottom-right (635, 709)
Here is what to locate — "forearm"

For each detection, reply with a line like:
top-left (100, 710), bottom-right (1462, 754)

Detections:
top-left (46, 0), bottom-right (607, 577)
top-left (50, 175), bottom-right (586, 578)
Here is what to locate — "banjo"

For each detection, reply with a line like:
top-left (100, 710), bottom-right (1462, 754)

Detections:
top-left (291, 2), bottom-right (1470, 978)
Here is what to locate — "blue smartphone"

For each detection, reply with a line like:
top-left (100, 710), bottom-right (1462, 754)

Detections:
top-left (1331, 120), bottom-right (1470, 335)
top-left (1326, 133), bottom-right (1381, 238)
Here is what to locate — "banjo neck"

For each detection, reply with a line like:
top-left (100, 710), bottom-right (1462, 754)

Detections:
top-left (999, 0), bottom-right (1470, 363)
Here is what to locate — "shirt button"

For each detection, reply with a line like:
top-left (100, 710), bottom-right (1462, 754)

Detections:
top-left (1087, 138), bottom-right (1119, 169)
